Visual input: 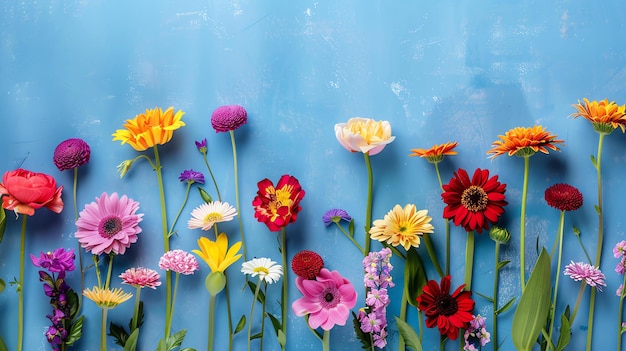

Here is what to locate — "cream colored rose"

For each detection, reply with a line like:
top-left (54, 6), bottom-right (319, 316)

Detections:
top-left (334, 117), bottom-right (395, 155)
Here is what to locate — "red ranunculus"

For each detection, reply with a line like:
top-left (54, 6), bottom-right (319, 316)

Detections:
top-left (0, 168), bottom-right (64, 216)
top-left (252, 175), bottom-right (305, 232)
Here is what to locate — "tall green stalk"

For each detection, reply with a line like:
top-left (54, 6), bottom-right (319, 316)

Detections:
top-left (617, 274), bottom-right (626, 351)
top-left (434, 161), bottom-right (451, 276)
top-left (520, 155), bottom-right (530, 292)
top-left (17, 214), bottom-right (26, 351)
top-left (208, 294), bottom-right (216, 351)
top-left (363, 153), bottom-right (373, 256)
top-left (100, 308), bottom-right (108, 351)
top-left (492, 241), bottom-right (501, 351)
top-left (464, 231), bottom-right (475, 291)
top-left (280, 228), bottom-right (288, 351)
top-left (398, 288), bottom-right (408, 351)
top-left (322, 330), bottom-right (330, 351)
top-left (73, 167), bottom-right (85, 311)
top-left (248, 278), bottom-right (263, 351)
top-left (547, 211), bottom-right (565, 349)
top-left (229, 130), bottom-right (247, 262)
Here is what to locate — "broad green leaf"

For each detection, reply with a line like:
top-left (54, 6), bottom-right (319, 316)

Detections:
top-left (0, 336), bottom-right (6, 351)
top-left (512, 249), bottom-right (551, 351)
top-left (66, 315), bottom-right (84, 345)
top-left (394, 316), bottom-right (423, 351)
top-left (123, 328), bottom-right (139, 351)
top-left (555, 306), bottom-right (571, 351)
top-left (351, 311), bottom-right (373, 350)
top-left (234, 315), bottom-right (246, 334)
top-left (0, 208), bottom-right (6, 244)
top-left (496, 297), bottom-right (517, 315)
top-left (67, 288), bottom-right (80, 320)
top-left (198, 187), bottom-right (212, 203)
top-left (250, 332), bottom-right (263, 340)
top-left (404, 248), bottom-right (428, 308)
top-left (166, 329), bottom-right (187, 349)
top-left (497, 260), bottom-right (510, 270)
top-left (108, 321), bottom-right (129, 346)
top-left (267, 313), bottom-right (281, 337)
top-left (277, 329), bottom-right (286, 347)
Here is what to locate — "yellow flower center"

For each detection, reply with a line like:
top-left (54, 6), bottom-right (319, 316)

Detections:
top-left (461, 185), bottom-right (488, 212)
top-left (253, 267), bottom-right (270, 275)
top-left (203, 212), bottom-right (223, 224)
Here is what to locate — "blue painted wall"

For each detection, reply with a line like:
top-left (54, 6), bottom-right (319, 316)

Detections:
top-left (1, 1), bottom-right (626, 350)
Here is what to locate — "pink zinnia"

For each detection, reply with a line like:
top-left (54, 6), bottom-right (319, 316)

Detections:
top-left (120, 267), bottom-right (161, 289)
top-left (75, 192), bottom-right (143, 255)
top-left (211, 104), bottom-right (247, 133)
top-left (292, 268), bottom-right (358, 331)
top-left (159, 249), bottom-right (199, 275)
top-left (564, 261), bottom-right (606, 291)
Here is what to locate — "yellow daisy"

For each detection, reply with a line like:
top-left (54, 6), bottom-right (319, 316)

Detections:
top-left (193, 233), bottom-right (242, 273)
top-left (369, 204), bottom-right (434, 250)
top-left (112, 106), bottom-right (185, 151)
top-left (83, 286), bottom-right (133, 309)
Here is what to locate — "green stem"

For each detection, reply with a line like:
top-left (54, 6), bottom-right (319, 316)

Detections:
top-left (209, 294), bottom-right (216, 351)
top-left (260, 283), bottom-right (267, 351)
top-left (363, 152), bottom-right (374, 256)
top-left (575, 233), bottom-right (593, 265)
top-left (17, 214), bottom-right (26, 351)
top-left (104, 254), bottom-right (114, 290)
top-left (165, 272), bottom-right (180, 339)
top-left (618, 273), bottom-right (626, 351)
top-left (520, 155), bottom-right (530, 292)
top-left (248, 278), bottom-right (263, 351)
top-left (322, 330), bottom-right (330, 351)
top-left (570, 282), bottom-right (586, 324)
top-left (418, 310), bottom-right (424, 343)
top-left (132, 286), bottom-right (141, 332)
top-left (398, 287), bottom-right (408, 351)
top-left (75, 167), bottom-right (84, 312)
top-left (547, 211), bottom-right (566, 350)
top-left (167, 182), bottom-right (192, 237)
top-left (423, 235), bottom-right (444, 278)
top-left (153, 145), bottom-right (172, 338)
top-left (434, 162), bottom-right (451, 276)
top-left (280, 227), bottom-right (288, 350)
top-left (230, 130), bottom-right (247, 263)
top-left (493, 241), bottom-right (501, 351)
top-left (202, 153), bottom-right (222, 202)
top-left (587, 132), bottom-right (606, 351)
top-left (101, 308), bottom-right (108, 351)
top-left (464, 231), bottom-right (475, 291)
top-left (93, 255), bottom-right (102, 288)
top-left (336, 224), bottom-right (364, 253)
top-left (225, 281), bottom-right (234, 351)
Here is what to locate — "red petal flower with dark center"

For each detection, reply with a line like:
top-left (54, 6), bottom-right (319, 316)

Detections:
top-left (441, 168), bottom-right (507, 234)
top-left (252, 175), bottom-right (305, 232)
top-left (417, 275), bottom-right (475, 340)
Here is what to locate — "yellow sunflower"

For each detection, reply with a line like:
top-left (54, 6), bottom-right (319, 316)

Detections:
top-left (83, 286), bottom-right (133, 309)
top-left (409, 141), bottom-right (458, 163)
top-left (571, 98), bottom-right (626, 133)
top-left (112, 106), bottom-right (186, 151)
top-left (193, 233), bottom-right (242, 273)
top-left (369, 204), bottom-right (434, 250)
top-left (487, 125), bottom-right (564, 158)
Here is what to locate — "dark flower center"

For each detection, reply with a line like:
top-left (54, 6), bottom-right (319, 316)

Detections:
top-left (461, 185), bottom-right (488, 212)
top-left (434, 294), bottom-right (458, 316)
top-left (99, 216), bottom-right (122, 238)
top-left (325, 293), bottom-right (334, 302)
top-left (320, 287), bottom-right (340, 309)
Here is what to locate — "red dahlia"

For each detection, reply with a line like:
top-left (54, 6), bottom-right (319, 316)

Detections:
top-left (417, 275), bottom-right (475, 340)
top-left (544, 183), bottom-right (583, 212)
top-left (441, 168), bottom-right (507, 233)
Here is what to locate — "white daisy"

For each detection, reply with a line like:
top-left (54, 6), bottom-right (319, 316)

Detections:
top-left (187, 201), bottom-right (237, 231)
top-left (241, 257), bottom-right (283, 284)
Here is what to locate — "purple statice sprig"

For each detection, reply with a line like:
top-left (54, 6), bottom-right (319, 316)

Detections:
top-left (353, 248), bottom-right (394, 349)
top-left (464, 315), bottom-right (491, 351)
top-left (323, 208), bottom-right (364, 254)
top-left (32, 248), bottom-right (83, 350)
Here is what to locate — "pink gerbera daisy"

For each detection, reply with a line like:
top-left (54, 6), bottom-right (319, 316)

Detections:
top-left (120, 267), bottom-right (161, 289)
top-left (75, 192), bottom-right (143, 255)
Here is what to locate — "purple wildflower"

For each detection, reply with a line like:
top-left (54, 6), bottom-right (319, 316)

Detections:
top-left (195, 138), bottom-right (208, 154)
top-left (179, 169), bottom-right (205, 185)
top-left (358, 248), bottom-right (394, 348)
top-left (564, 261), bottom-right (607, 291)
top-left (53, 138), bottom-right (91, 171)
top-left (211, 105), bottom-right (247, 133)
top-left (615, 241), bottom-right (626, 258)
top-left (322, 208), bottom-right (352, 227)
top-left (464, 315), bottom-right (491, 350)
top-left (617, 284), bottom-right (624, 297)
top-left (30, 248), bottom-right (76, 275)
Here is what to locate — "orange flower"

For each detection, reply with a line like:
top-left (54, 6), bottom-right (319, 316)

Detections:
top-left (410, 142), bottom-right (458, 163)
top-left (571, 98), bottom-right (626, 133)
top-left (486, 125), bottom-right (564, 158)
top-left (112, 106), bottom-right (185, 151)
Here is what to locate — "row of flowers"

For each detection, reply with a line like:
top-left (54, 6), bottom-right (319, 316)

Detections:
top-left (0, 98), bottom-right (625, 351)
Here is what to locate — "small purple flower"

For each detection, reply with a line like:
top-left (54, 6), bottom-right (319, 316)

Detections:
top-left (179, 169), bottom-right (205, 185)
top-left (322, 209), bottom-right (352, 226)
top-left (617, 284), bottom-right (624, 297)
top-left (464, 315), bottom-right (491, 350)
top-left (195, 138), bottom-right (208, 154)
top-left (211, 105), bottom-right (247, 133)
top-left (30, 248), bottom-right (76, 274)
top-left (360, 312), bottom-right (383, 333)
top-left (53, 138), bottom-right (91, 171)
top-left (615, 241), bottom-right (626, 258)
top-left (159, 249), bottom-right (199, 275)
top-left (564, 261), bottom-right (607, 291)
top-left (366, 288), bottom-right (390, 309)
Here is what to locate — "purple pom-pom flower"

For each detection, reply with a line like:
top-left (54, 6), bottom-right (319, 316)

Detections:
top-left (53, 138), bottom-right (91, 171)
top-left (211, 105), bottom-right (247, 133)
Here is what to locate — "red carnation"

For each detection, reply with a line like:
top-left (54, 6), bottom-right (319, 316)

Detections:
top-left (544, 183), bottom-right (583, 212)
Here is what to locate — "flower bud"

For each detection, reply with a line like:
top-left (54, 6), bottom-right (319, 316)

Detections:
top-left (206, 271), bottom-right (226, 296)
top-left (490, 226), bottom-right (511, 244)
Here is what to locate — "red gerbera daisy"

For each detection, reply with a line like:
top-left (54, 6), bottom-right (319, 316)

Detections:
top-left (417, 275), bottom-right (475, 340)
top-left (252, 174), bottom-right (305, 232)
top-left (441, 168), bottom-right (507, 234)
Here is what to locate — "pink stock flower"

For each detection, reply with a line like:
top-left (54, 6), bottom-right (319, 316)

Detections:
top-left (75, 192), bottom-right (143, 256)
top-left (159, 249), bottom-right (199, 275)
top-left (292, 268), bottom-right (357, 331)
top-left (120, 267), bottom-right (161, 289)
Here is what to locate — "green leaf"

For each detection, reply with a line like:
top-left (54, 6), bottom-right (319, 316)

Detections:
top-left (394, 316), bottom-right (423, 351)
top-left (496, 297), bottom-right (517, 315)
top-left (65, 315), bottom-right (84, 346)
top-left (277, 329), bottom-right (286, 347)
top-left (0, 336), bottom-right (6, 351)
top-left (590, 154), bottom-right (596, 166)
top-left (594, 205), bottom-right (601, 215)
top-left (130, 301), bottom-right (144, 331)
top-left (512, 249), bottom-right (552, 351)
top-left (555, 306), bottom-right (571, 351)
top-left (66, 288), bottom-right (80, 320)
top-left (234, 314), bottom-right (246, 334)
top-left (348, 219), bottom-right (355, 237)
top-left (473, 290), bottom-right (494, 303)
top-left (166, 329), bottom-right (187, 349)
top-left (198, 187), bottom-right (213, 203)
top-left (0, 208), bottom-right (6, 244)
top-left (404, 248), bottom-right (428, 308)
top-left (108, 321), bottom-right (129, 346)
top-left (497, 260), bottom-right (510, 270)
top-left (179, 348), bottom-right (196, 351)
top-left (123, 328), bottom-right (139, 351)
top-left (0, 279), bottom-right (5, 294)
top-left (247, 281), bottom-right (266, 304)
top-left (351, 311), bottom-right (373, 350)
top-left (250, 332), bottom-right (263, 340)
top-left (267, 313), bottom-right (281, 337)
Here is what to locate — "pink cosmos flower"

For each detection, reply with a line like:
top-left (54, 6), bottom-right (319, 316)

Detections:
top-left (159, 249), bottom-right (199, 275)
top-left (564, 261), bottom-right (606, 291)
top-left (75, 192), bottom-right (143, 255)
top-left (120, 267), bottom-right (161, 289)
top-left (292, 268), bottom-right (357, 331)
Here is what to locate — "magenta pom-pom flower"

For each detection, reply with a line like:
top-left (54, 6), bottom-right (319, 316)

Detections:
top-left (53, 138), bottom-right (91, 171)
top-left (211, 104), bottom-right (248, 133)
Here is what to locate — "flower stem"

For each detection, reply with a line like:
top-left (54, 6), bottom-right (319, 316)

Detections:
top-left (423, 235), bottom-right (444, 278)
top-left (17, 214), bottom-right (26, 351)
top-left (104, 254), bottom-right (114, 290)
top-left (322, 330), bottom-right (330, 351)
top-left (167, 182), bottom-right (192, 237)
top-left (132, 286), bottom-right (141, 332)
top-left (153, 145), bottom-right (172, 338)
top-left (434, 162), bottom-right (451, 276)
top-left (280, 227), bottom-right (288, 350)
top-left (202, 153), bottom-right (222, 202)
top-left (493, 241), bottom-right (501, 351)
top-left (618, 273), bottom-right (626, 351)
top-left (165, 272), bottom-right (180, 339)
top-left (208, 294), bottom-right (216, 351)
top-left (464, 231), bottom-right (475, 291)
top-left (101, 308), bottom-right (108, 351)
top-left (398, 287), bottom-right (408, 351)
top-left (74, 167), bottom-right (85, 312)
top-left (570, 282), bottom-right (586, 323)
top-left (93, 255), bottom-right (102, 288)
top-left (363, 152), bottom-right (373, 256)
top-left (248, 278), bottom-right (263, 351)
top-left (587, 132), bottom-right (606, 351)
top-left (260, 283), bottom-right (268, 351)
top-left (230, 130), bottom-right (247, 262)
top-left (520, 155), bottom-right (530, 292)
top-left (225, 281), bottom-right (234, 351)
top-left (336, 224), bottom-right (364, 253)
top-left (547, 211), bottom-right (566, 350)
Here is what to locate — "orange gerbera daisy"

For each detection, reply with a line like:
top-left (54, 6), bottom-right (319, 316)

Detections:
top-left (486, 125), bottom-right (564, 158)
top-left (112, 106), bottom-right (186, 151)
top-left (409, 141), bottom-right (458, 163)
top-left (571, 98), bottom-right (626, 133)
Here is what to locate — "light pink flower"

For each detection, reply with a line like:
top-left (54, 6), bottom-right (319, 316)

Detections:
top-left (120, 267), bottom-right (161, 289)
top-left (564, 261), bottom-right (606, 291)
top-left (292, 268), bottom-right (357, 331)
top-left (159, 249), bottom-right (199, 275)
top-left (75, 192), bottom-right (143, 255)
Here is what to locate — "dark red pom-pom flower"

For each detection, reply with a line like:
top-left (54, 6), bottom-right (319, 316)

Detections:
top-left (211, 104), bottom-right (247, 133)
top-left (291, 250), bottom-right (324, 279)
top-left (544, 183), bottom-right (583, 212)
top-left (53, 138), bottom-right (91, 171)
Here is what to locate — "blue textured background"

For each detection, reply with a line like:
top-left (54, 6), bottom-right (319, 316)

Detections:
top-left (1, 1), bottom-right (626, 350)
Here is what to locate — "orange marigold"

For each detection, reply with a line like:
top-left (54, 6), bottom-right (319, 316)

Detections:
top-left (409, 142), bottom-right (458, 163)
top-left (486, 125), bottom-right (564, 158)
top-left (571, 98), bottom-right (626, 133)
